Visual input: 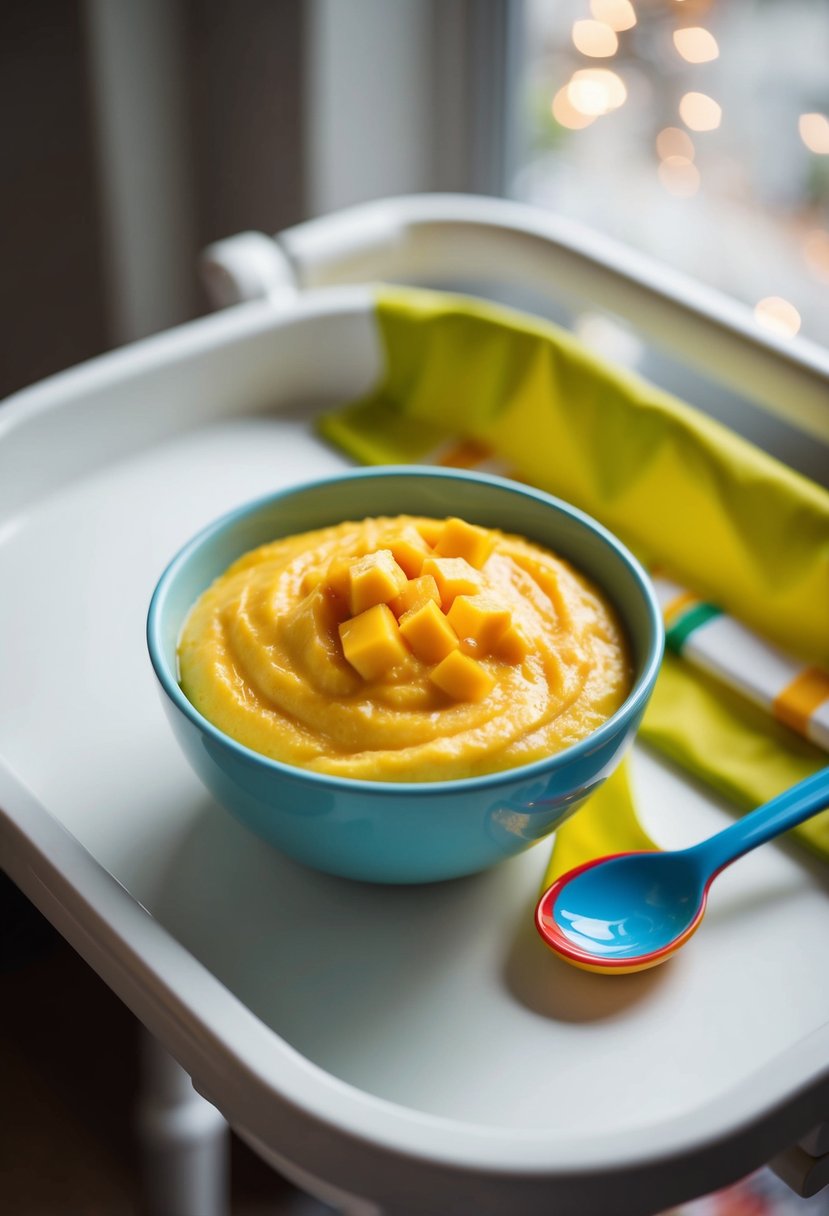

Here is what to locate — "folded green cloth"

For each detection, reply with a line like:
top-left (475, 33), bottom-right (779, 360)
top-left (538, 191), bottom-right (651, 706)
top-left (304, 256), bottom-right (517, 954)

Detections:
top-left (318, 286), bottom-right (829, 868)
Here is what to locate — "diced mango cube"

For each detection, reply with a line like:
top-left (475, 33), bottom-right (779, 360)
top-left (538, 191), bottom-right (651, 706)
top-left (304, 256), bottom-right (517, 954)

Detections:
top-left (429, 649), bottom-right (495, 702)
top-left (398, 599), bottom-right (459, 664)
top-left (348, 549), bottom-right (408, 615)
top-left (339, 603), bottom-right (409, 681)
top-left (493, 620), bottom-right (530, 664)
top-left (384, 525), bottom-right (430, 578)
top-left (415, 518), bottom-right (444, 547)
top-left (421, 556), bottom-right (484, 609)
top-left (446, 595), bottom-right (511, 652)
top-left (434, 517), bottom-right (495, 569)
top-left (322, 557), bottom-right (352, 604)
top-left (389, 573), bottom-right (441, 619)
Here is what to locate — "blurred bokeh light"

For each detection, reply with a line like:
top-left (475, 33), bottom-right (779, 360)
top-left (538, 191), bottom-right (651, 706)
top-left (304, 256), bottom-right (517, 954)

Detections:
top-left (514, 0), bottom-right (829, 348)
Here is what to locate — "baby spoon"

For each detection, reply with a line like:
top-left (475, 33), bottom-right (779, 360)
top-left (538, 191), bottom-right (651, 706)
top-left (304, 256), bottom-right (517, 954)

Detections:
top-left (535, 767), bottom-right (829, 974)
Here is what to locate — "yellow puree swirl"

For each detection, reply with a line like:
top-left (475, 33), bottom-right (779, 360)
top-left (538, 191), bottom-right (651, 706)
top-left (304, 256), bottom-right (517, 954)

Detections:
top-left (178, 515), bottom-right (631, 782)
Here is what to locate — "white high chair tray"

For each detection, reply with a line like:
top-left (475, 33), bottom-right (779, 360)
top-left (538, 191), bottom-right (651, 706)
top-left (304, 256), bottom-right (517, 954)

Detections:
top-left (1, 283), bottom-right (827, 1216)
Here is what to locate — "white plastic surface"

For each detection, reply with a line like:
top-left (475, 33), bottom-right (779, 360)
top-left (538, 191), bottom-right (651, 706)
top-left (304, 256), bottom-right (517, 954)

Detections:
top-left (1, 289), bottom-right (828, 1216)
top-left (275, 194), bottom-right (829, 442)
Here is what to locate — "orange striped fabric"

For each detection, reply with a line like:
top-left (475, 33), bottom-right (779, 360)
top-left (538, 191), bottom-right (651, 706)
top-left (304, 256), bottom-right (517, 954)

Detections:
top-left (773, 667), bottom-right (829, 737)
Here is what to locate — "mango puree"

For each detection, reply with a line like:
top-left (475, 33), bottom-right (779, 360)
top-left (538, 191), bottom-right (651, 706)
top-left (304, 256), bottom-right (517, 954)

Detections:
top-left (178, 515), bottom-right (631, 782)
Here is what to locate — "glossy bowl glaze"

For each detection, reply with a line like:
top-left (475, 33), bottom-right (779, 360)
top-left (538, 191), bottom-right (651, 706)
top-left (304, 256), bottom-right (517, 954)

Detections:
top-left (147, 467), bottom-right (663, 883)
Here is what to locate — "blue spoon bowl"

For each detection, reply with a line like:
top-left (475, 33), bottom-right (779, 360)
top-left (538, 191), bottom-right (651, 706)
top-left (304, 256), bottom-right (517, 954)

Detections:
top-left (535, 766), bottom-right (829, 974)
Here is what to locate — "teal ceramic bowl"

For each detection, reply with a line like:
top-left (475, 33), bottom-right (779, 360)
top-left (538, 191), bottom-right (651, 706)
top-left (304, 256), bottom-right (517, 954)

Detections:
top-left (147, 467), bottom-right (663, 884)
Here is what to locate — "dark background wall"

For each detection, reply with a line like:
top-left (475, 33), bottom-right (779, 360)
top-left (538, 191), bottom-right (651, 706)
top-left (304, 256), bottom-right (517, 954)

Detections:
top-left (0, 2), bottom-right (109, 397)
top-left (0, 0), bottom-right (306, 399)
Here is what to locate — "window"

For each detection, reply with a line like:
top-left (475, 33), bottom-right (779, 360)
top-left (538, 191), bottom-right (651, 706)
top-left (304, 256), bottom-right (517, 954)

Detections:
top-left (511, 0), bottom-right (829, 348)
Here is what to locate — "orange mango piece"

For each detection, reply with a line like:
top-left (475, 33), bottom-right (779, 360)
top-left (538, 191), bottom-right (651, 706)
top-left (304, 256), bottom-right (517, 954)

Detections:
top-left (415, 518), bottom-right (444, 547)
top-left (384, 525), bottom-right (431, 578)
top-left (446, 595), bottom-right (511, 653)
top-left (389, 573), bottom-right (441, 619)
top-left (433, 517), bottom-right (495, 569)
top-left (339, 603), bottom-right (409, 681)
top-left (429, 649), bottom-right (495, 702)
top-left (398, 599), bottom-right (459, 664)
top-left (421, 556), bottom-right (484, 609)
top-left (348, 549), bottom-right (408, 615)
top-left (493, 620), bottom-right (530, 664)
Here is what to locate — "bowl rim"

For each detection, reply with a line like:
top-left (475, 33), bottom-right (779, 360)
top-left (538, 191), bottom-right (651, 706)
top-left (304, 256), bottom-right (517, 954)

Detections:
top-left (146, 465), bottom-right (664, 795)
